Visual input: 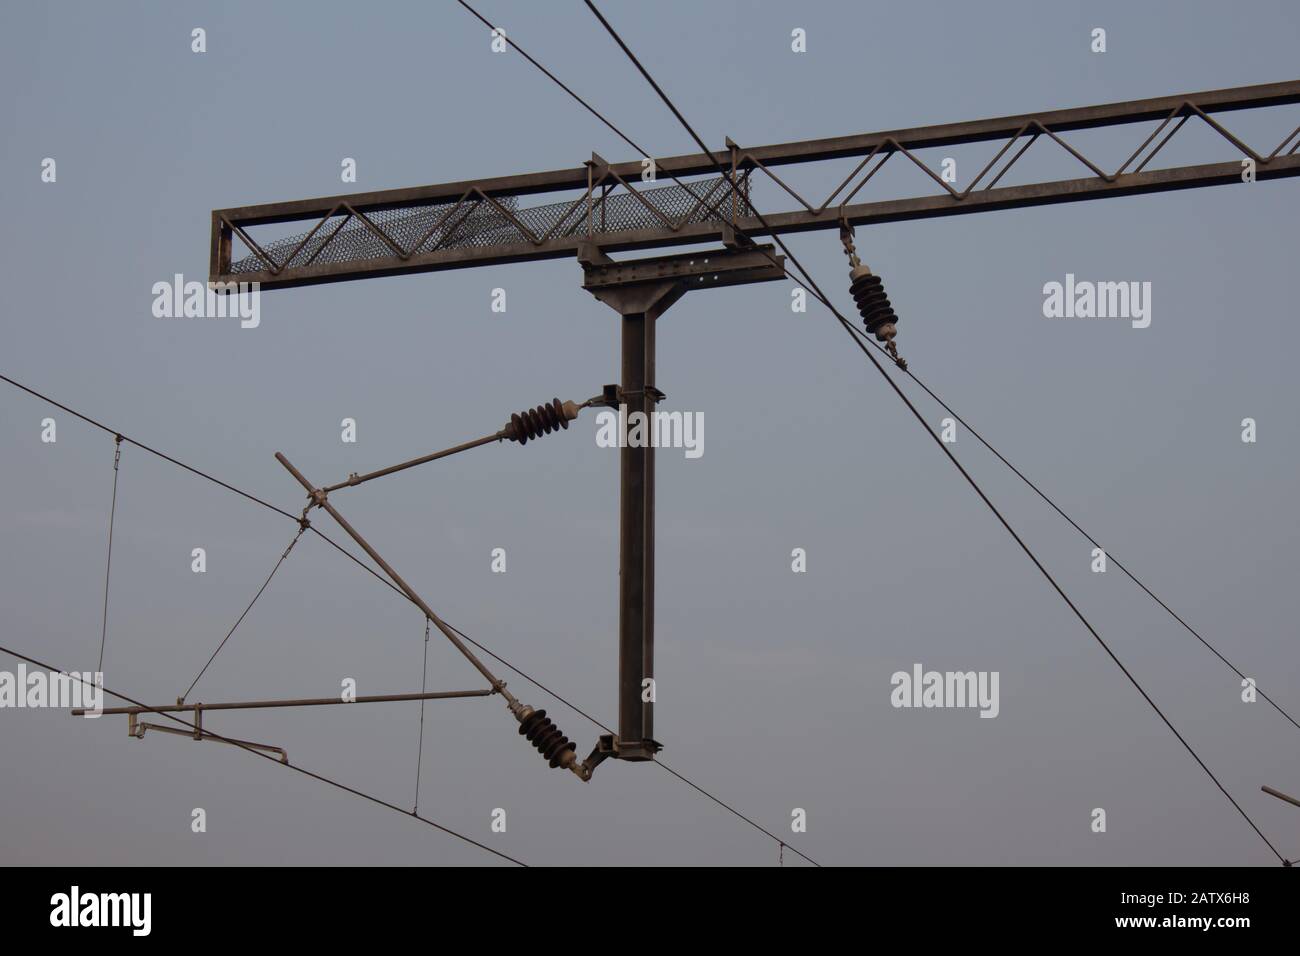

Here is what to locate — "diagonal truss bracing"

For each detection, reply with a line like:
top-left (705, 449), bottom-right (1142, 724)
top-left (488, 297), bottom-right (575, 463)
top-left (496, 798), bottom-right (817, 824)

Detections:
top-left (210, 80), bottom-right (1300, 290)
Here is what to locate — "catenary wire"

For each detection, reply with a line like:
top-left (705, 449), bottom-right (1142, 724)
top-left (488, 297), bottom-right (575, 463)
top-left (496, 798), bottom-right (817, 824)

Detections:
top-left (577, 0), bottom-right (1288, 864)
top-left (453, 0), bottom-right (1288, 865)
top-left (892, 350), bottom-right (1300, 732)
top-left (0, 642), bottom-right (526, 866)
top-left (2, 370), bottom-right (819, 865)
top-left (0, 372), bottom-right (298, 521)
top-left (314, 538), bottom-right (824, 866)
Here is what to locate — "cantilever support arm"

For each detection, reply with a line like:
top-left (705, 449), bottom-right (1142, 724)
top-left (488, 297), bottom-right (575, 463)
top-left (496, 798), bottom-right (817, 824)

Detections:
top-left (75, 687), bottom-right (494, 717)
top-left (274, 451), bottom-right (597, 781)
top-left (275, 451), bottom-right (522, 711)
top-left (321, 433), bottom-right (503, 493)
top-left (318, 393), bottom-right (603, 494)
top-left (80, 688), bottom-right (494, 765)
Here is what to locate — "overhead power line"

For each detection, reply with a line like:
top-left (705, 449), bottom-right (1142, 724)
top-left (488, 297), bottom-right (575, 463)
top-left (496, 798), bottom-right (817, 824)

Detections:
top-left (464, 7), bottom-right (1281, 745)
top-left (13, 5), bottom-right (1284, 864)
top-left (450, 1), bottom-right (1295, 743)
top-left (882, 336), bottom-right (1300, 733)
top-left (1, 370), bottom-right (820, 865)
top-left (333, 545), bottom-right (826, 864)
top-left (574, 0), bottom-right (1287, 865)
top-left (0, 372), bottom-right (298, 521)
top-left (0, 642), bottom-right (527, 867)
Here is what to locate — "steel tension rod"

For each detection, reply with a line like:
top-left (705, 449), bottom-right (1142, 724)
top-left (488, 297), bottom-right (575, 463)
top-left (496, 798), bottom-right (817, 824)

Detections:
top-left (274, 450), bottom-right (598, 781)
top-left (74, 687), bottom-right (493, 717)
top-left (321, 391), bottom-right (609, 494)
top-left (74, 690), bottom-right (494, 765)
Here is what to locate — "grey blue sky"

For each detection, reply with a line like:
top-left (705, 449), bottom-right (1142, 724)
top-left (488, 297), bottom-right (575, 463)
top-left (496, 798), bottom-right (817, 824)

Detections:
top-left (1, 1), bottom-right (1298, 866)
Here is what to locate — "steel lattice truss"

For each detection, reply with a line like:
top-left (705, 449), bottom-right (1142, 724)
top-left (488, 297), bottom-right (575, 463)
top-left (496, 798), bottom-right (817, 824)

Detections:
top-left (210, 80), bottom-right (1300, 289)
top-left (227, 175), bottom-right (751, 277)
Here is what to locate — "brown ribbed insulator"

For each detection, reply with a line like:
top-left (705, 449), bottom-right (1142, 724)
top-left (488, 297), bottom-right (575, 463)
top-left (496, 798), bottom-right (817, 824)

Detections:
top-left (517, 707), bottom-right (578, 769)
top-left (506, 398), bottom-right (576, 445)
top-left (849, 266), bottom-right (898, 341)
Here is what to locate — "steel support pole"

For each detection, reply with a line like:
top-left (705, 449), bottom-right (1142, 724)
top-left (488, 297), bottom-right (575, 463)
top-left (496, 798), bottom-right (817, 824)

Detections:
top-left (581, 243), bottom-right (783, 761)
top-left (582, 271), bottom-right (681, 761)
top-left (619, 307), bottom-right (657, 756)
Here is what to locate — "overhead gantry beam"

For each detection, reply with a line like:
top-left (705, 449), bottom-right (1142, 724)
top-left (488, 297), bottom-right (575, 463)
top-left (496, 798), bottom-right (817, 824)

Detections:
top-left (210, 80), bottom-right (1300, 290)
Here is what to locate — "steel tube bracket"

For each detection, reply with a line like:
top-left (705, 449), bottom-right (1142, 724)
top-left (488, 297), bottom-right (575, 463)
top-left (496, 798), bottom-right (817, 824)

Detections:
top-left (125, 713), bottom-right (289, 764)
top-left (581, 245), bottom-right (784, 761)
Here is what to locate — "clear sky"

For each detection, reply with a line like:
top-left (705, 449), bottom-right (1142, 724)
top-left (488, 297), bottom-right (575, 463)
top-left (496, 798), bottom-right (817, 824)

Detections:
top-left (1, 0), bottom-right (1298, 866)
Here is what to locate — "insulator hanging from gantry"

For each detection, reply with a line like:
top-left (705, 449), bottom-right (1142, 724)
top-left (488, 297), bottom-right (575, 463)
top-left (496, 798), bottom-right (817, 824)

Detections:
top-left (849, 267), bottom-right (897, 342)
top-left (503, 398), bottom-right (581, 445)
top-left (840, 222), bottom-right (907, 370)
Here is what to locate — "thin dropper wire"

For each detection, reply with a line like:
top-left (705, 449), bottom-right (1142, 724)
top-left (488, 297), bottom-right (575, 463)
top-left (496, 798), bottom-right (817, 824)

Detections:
top-left (97, 436), bottom-right (122, 673)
